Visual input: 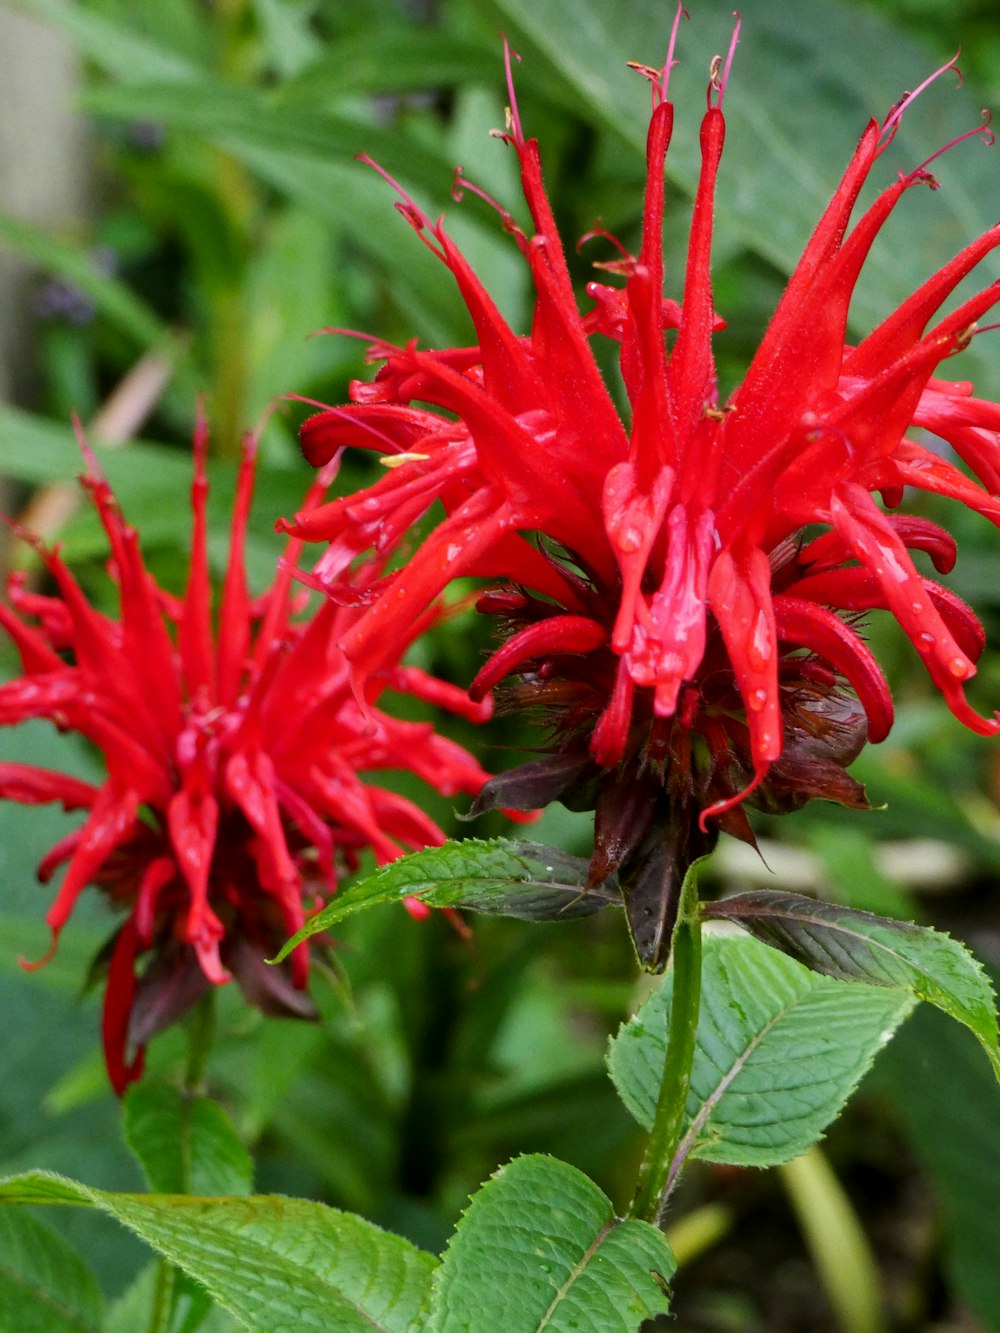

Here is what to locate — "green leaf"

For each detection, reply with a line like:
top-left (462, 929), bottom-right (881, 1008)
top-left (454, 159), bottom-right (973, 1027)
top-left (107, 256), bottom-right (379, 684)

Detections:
top-left (243, 209), bottom-right (341, 416)
top-left (0, 213), bottom-right (170, 350)
top-left (0, 1208), bottom-right (103, 1333)
top-left (608, 933), bottom-right (913, 1170)
top-left (82, 83), bottom-right (453, 195)
top-left (0, 403), bottom-right (189, 491)
top-left (880, 972), bottom-right (1000, 1333)
top-left (106, 1260), bottom-right (239, 1333)
top-left (19, 0), bottom-right (202, 84)
top-left (251, 0), bottom-right (324, 79)
top-left (429, 1155), bottom-right (673, 1331)
top-left (217, 147), bottom-right (475, 346)
top-left (704, 892), bottom-right (1000, 1080)
top-left (273, 838), bottom-right (618, 963)
top-left (123, 1081), bottom-right (253, 1197)
top-left (279, 28), bottom-right (499, 103)
top-left (79, 80), bottom-right (525, 344)
top-left (0, 1171), bottom-right (436, 1333)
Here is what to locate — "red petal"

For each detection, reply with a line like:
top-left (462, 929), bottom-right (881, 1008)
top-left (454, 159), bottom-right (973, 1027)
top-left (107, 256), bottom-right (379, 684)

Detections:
top-left (774, 595), bottom-right (894, 742)
top-left (0, 762), bottom-right (97, 809)
top-left (101, 917), bottom-right (145, 1096)
top-left (469, 614), bottom-right (608, 701)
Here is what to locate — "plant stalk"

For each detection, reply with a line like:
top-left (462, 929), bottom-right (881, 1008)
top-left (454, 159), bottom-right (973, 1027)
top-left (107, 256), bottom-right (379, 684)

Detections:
top-left (184, 988), bottom-right (216, 1094)
top-left (630, 863), bottom-right (703, 1226)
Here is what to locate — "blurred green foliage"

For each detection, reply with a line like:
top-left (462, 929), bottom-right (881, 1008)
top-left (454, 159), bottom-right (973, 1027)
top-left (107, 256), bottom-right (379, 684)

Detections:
top-left (1, 0), bottom-right (1000, 1327)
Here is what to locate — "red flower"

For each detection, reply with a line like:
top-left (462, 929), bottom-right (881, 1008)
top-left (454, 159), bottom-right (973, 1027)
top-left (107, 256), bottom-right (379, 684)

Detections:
top-left (282, 25), bottom-right (1000, 961)
top-left (0, 420), bottom-right (490, 1091)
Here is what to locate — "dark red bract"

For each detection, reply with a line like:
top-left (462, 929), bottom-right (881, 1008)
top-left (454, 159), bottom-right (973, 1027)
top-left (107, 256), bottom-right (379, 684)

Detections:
top-left (0, 421), bottom-right (491, 1090)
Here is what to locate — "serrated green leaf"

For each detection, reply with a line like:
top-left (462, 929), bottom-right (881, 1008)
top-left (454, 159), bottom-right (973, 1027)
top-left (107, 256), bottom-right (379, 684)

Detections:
top-left (273, 838), bottom-right (618, 963)
top-left (429, 1155), bottom-right (674, 1331)
top-left (0, 1171), bottom-right (436, 1333)
top-left (124, 1081), bottom-right (253, 1197)
top-left (0, 1208), bottom-right (103, 1333)
top-left (704, 892), bottom-right (1000, 1080)
top-left (608, 933), bottom-right (913, 1171)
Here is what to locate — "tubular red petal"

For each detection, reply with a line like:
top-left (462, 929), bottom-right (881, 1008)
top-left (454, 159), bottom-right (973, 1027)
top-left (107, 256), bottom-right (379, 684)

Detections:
top-left (591, 657), bottom-right (636, 768)
top-left (604, 459), bottom-right (674, 653)
top-left (179, 413), bottom-right (215, 701)
top-left (101, 918), bottom-right (145, 1096)
top-left (707, 545), bottom-right (783, 781)
top-left (925, 581), bottom-right (987, 663)
top-left (167, 785), bottom-right (227, 983)
top-left (45, 784), bottom-right (141, 935)
top-left (831, 483), bottom-right (981, 703)
top-left (892, 438), bottom-right (1000, 525)
top-left (81, 464), bottom-right (182, 740)
top-left (218, 435), bottom-right (257, 707)
top-left (669, 108), bottom-right (725, 454)
top-left (0, 763), bottom-right (97, 809)
top-left (0, 600), bottom-right (65, 673)
top-left (623, 102), bottom-right (677, 477)
top-left (340, 493), bottom-right (514, 680)
top-left (774, 595), bottom-right (894, 742)
top-left (378, 664), bottom-right (492, 723)
top-left (469, 614), bottom-right (608, 702)
top-left (300, 403), bottom-right (442, 465)
top-left (626, 504), bottom-right (715, 716)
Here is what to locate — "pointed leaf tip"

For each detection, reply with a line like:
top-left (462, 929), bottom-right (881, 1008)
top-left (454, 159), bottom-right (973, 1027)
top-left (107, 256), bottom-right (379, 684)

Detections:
top-left (272, 837), bottom-right (620, 963)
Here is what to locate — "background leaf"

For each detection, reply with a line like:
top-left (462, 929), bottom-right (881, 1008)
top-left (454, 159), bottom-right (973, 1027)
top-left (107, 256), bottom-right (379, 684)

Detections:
top-left (880, 970), bottom-right (1000, 1333)
top-left (0, 1208), bottom-right (103, 1333)
top-left (428, 1154), bottom-right (674, 1331)
top-left (608, 933), bottom-right (914, 1170)
top-left (123, 1081), bottom-right (253, 1197)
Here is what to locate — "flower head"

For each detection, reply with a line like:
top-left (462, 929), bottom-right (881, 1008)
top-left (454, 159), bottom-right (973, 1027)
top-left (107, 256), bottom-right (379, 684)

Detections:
top-left (0, 419), bottom-right (490, 1090)
top-left (282, 23), bottom-right (1000, 964)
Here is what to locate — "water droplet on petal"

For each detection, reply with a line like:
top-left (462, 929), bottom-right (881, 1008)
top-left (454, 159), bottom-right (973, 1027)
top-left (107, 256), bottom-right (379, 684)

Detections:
top-left (615, 526), bottom-right (644, 554)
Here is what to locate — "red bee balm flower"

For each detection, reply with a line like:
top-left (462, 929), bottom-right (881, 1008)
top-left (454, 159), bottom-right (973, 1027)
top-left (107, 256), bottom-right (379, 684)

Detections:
top-left (0, 422), bottom-right (490, 1091)
top-left (283, 22), bottom-right (1000, 964)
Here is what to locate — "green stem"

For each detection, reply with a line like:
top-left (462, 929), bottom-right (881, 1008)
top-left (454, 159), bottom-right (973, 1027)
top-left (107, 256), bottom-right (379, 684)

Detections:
top-left (184, 988), bottom-right (216, 1094)
top-left (146, 1257), bottom-right (176, 1333)
top-left (630, 863), bottom-right (703, 1227)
